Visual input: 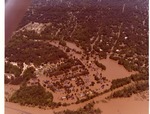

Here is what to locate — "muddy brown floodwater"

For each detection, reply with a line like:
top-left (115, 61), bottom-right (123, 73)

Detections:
top-left (5, 41), bottom-right (144, 114)
top-left (99, 56), bottom-right (138, 80)
top-left (66, 41), bottom-right (138, 80)
top-left (94, 96), bottom-right (149, 114)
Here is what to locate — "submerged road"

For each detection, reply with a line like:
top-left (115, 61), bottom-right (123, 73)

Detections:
top-left (5, 106), bottom-right (32, 114)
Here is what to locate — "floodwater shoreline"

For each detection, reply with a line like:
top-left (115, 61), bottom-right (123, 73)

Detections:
top-left (5, 91), bottom-right (148, 114)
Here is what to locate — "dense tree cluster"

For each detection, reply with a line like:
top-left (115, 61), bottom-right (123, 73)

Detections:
top-left (94, 61), bottom-right (106, 70)
top-left (10, 76), bottom-right (24, 85)
top-left (130, 73), bottom-right (148, 82)
top-left (22, 67), bottom-right (36, 81)
top-left (5, 37), bottom-right (68, 66)
top-left (5, 62), bottom-right (22, 77)
top-left (59, 40), bottom-right (67, 46)
top-left (110, 73), bottom-right (148, 90)
top-left (111, 77), bottom-right (131, 90)
top-left (109, 81), bottom-right (148, 98)
top-left (9, 85), bottom-right (53, 106)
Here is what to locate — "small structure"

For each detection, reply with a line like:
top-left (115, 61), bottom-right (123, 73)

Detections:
top-left (61, 96), bottom-right (66, 100)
